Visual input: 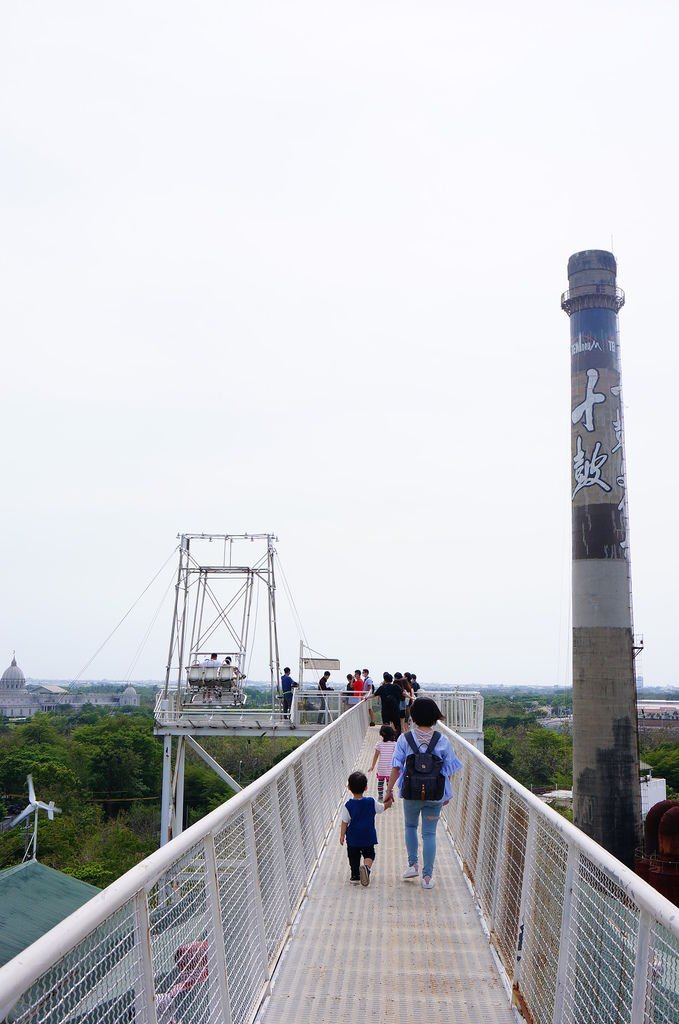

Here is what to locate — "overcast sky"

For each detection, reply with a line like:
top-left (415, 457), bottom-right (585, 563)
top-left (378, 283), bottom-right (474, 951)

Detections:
top-left (2, 2), bottom-right (678, 687)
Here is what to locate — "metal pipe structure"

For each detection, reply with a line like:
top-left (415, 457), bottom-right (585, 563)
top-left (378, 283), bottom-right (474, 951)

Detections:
top-left (561, 249), bottom-right (642, 867)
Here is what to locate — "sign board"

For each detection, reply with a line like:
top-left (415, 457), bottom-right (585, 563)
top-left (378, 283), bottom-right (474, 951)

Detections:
top-left (302, 658), bottom-right (340, 671)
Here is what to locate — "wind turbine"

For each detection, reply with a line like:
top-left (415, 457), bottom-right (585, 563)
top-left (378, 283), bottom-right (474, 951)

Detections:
top-left (9, 775), bottom-right (62, 862)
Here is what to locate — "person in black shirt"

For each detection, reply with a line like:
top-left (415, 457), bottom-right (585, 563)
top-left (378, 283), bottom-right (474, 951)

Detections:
top-left (372, 672), bottom-right (402, 735)
top-left (318, 671), bottom-right (333, 691)
top-left (316, 670), bottom-right (333, 724)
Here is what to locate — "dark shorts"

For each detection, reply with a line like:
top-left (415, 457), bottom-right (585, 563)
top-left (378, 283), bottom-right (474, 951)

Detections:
top-left (346, 843), bottom-right (376, 877)
top-left (347, 844), bottom-right (375, 860)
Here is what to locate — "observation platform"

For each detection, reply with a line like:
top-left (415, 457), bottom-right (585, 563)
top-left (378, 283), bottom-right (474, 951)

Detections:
top-left (255, 728), bottom-right (514, 1023)
top-left (154, 688), bottom-right (486, 747)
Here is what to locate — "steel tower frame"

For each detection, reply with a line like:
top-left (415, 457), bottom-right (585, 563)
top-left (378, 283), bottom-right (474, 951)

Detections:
top-left (158, 532), bottom-right (280, 846)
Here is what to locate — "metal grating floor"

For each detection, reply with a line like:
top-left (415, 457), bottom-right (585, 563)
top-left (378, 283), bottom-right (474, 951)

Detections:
top-left (255, 728), bottom-right (517, 1023)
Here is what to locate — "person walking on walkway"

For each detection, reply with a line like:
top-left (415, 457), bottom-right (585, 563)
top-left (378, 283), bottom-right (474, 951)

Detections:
top-left (383, 697), bottom-right (462, 890)
top-left (372, 672), bottom-right (402, 735)
top-left (339, 770), bottom-right (388, 886)
top-left (368, 724), bottom-right (397, 801)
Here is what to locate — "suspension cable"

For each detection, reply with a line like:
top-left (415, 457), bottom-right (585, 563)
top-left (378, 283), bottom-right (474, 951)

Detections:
top-left (245, 575), bottom-right (260, 683)
top-left (123, 565), bottom-right (178, 682)
top-left (275, 552), bottom-right (325, 684)
top-left (70, 546), bottom-right (179, 684)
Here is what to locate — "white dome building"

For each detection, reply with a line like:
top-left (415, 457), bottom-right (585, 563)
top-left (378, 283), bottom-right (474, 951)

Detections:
top-left (0, 655), bottom-right (34, 717)
top-left (1, 655), bottom-right (26, 692)
top-left (0, 655), bottom-right (142, 718)
top-left (119, 685), bottom-right (139, 707)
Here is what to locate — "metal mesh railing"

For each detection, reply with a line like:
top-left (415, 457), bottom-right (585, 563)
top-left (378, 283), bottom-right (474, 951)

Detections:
top-left (0, 702), bottom-right (369, 1024)
top-left (423, 689), bottom-right (484, 733)
top-left (3, 704), bottom-right (679, 1023)
top-left (441, 725), bottom-right (679, 1024)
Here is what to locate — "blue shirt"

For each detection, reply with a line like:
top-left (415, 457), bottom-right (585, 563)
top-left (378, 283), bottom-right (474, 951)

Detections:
top-left (344, 797), bottom-right (379, 846)
top-left (391, 728), bottom-right (462, 802)
top-left (280, 674), bottom-right (296, 693)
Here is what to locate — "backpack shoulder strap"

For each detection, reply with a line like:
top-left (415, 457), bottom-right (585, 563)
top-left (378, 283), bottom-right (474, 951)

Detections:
top-left (426, 731), bottom-right (441, 754)
top-left (404, 731), bottom-right (420, 755)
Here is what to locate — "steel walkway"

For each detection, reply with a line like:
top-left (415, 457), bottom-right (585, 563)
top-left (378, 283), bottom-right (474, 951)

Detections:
top-left (255, 728), bottom-right (516, 1023)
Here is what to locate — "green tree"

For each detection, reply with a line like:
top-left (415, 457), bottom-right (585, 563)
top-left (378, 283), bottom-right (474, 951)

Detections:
top-left (641, 744), bottom-right (679, 796)
top-left (513, 728), bottom-right (572, 790)
top-left (0, 749), bottom-right (81, 808)
top-left (483, 726), bottom-right (515, 773)
top-left (184, 764), bottom-right (231, 826)
top-left (71, 716), bottom-right (162, 813)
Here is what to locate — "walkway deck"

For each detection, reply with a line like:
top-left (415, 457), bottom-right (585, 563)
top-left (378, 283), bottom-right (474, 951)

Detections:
top-left (255, 728), bottom-right (517, 1023)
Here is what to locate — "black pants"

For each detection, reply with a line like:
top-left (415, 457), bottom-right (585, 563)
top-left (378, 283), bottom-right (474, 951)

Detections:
top-left (283, 691), bottom-right (293, 715)
top-left (346, 844), bottom-right (376, 879)
top-left (381, 703), bottom-right (400, 735)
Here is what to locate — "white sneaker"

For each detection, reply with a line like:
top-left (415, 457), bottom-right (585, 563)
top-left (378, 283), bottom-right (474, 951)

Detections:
top-left (403, 864), bottom-right (419, 879)
top-left (422, 876), bottom-right (434, 890)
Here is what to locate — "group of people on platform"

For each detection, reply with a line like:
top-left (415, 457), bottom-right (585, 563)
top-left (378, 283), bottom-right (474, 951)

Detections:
top-left (279, 666), bottom-right (421, 728)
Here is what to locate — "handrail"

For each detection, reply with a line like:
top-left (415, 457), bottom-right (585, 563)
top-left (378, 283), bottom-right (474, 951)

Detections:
top-left (441, 724), bottom-right (679, 1021)
top-left (0, 703), bottom-right (369, 1023)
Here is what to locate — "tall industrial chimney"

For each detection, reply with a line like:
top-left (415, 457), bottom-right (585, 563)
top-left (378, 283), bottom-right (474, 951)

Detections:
top-left (561, 250), bottom-right (642, 868)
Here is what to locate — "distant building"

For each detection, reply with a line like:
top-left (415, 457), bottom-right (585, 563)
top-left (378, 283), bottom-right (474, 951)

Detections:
top-left (539, 763), bottom-right (666, 821)
top-left (638, 700), bottom-right (679, 722)
top-left (0, 655), bottom-right (139, 718)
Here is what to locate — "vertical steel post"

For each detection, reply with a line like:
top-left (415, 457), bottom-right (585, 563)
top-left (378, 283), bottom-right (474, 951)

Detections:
top-left (268, 783), bottom-right (292, 924)
top-left (474, 772), bottom-right (492, 896)
top-left (203, 835), bottom-right (233, 1024)
top-left (489, 787), bottom-right (510, 935)
top-left (133, 891), bottom-right (159, 1024)
top-left (162, 537), bottom-right (186, 703)
top-left (268, 537), bottom-right (281, 711)
top-left (562, 250), bottom-right (642, 866)
top-left (630, 909), bottom-right (652, 1024)
top-left (172, 737), bottom-right (185, 839)
top-left (512, 809), bottom-right (537, 993)
top-left (552, 844), bottom-right (578, 1024)
top-left (243, 805), bottom-right (271, 993)
top-left (284, 767), bottom-right (307, 891)
top-left (175, 540), bottom-right (191, 713)
top-left (160, 735), bottom-right (173, 848)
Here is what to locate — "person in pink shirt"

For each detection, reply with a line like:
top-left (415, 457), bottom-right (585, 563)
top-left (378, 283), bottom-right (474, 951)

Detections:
top-left (368, 724), bottom-right (397, 801)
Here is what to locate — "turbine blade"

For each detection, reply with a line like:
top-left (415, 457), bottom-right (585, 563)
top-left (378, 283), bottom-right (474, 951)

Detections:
top-left (34, 801), bottom-right (62, 819)
top-left (10, 806), bottom-right (33, 827)
top-left (27, 776), bottom-right (36, 804)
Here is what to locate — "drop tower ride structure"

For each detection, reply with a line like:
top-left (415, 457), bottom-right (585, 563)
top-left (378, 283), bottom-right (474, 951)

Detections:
top-left (561, 250), bottom-right (642, 868)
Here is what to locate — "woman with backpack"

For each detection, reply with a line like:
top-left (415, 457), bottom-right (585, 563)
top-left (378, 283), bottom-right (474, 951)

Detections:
top-left (383, 697), bottom-right (462, 890)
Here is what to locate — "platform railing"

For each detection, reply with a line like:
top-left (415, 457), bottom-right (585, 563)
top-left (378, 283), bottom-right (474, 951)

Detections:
top-left (423, 689), bottom-right (484, 733)
top-left (442, 725), bottom-right (679, 1024)
top-left (0, 703), bottom-right (369, 1024)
